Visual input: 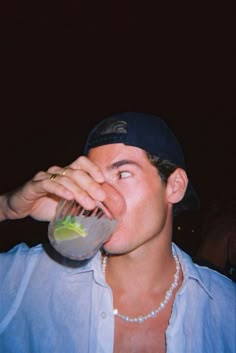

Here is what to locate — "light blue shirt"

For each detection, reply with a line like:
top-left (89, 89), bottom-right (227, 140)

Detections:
top-left (0, 242), bottom-right (235, 353)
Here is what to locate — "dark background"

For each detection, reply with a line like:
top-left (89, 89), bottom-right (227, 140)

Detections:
top-left (1, 1), bottom-right (235, 255)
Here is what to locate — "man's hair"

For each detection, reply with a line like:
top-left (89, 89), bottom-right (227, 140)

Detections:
top-left (88, 118), bottom-right (189, 217)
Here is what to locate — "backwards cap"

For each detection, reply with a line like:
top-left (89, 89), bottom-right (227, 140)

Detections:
top-left (84, 112), bottom-right (200, 213)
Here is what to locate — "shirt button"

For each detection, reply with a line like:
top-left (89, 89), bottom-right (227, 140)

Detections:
top-left (101, 312), bottom-right (107, 319)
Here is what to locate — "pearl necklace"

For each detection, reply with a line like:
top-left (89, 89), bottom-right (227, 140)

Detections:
top-left (102, 250), bottom-right (180, 323)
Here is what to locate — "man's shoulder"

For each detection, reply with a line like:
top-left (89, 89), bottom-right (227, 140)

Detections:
top-left (1, 242), bottom-right (43, 254)
top-left (0, 243), bottom-right (45, 281)
top-left (1, 242), bottom-right (43, 261)
top-left (198, 263), bottom-right (235, 285)
top-left (174, 243), bottom-right (235, 297)
top-left (194, 262), bottom-right (236, 302)
top-left (0, 243), bottom-right (46, 326)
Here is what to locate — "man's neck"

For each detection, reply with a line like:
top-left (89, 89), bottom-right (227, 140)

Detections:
top-left (105, 242), bottom-right (175, 295)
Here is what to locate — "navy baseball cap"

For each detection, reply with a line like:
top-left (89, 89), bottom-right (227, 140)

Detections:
top-left (84, 112), bottom-right (200, 213)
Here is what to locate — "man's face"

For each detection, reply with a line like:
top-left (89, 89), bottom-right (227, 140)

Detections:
top-left (88, 143), bottom-right (173, 256)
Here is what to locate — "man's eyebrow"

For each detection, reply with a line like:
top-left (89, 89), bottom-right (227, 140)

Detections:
top-left (108, 159), bottom-right (140, 170)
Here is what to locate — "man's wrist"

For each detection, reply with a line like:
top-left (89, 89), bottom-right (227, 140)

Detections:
top-left (0, 193), bottom-right (21, 221)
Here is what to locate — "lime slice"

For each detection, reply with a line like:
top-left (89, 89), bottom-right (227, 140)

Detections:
top-left (53, 217), bottom-right (87, 241)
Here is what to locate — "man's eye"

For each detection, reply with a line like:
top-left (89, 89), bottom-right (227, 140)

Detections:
top-left (119, 171), bottom-right (131, 179)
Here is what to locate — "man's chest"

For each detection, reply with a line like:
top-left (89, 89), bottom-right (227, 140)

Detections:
top-left (113, 314), bottom-right (169, 353)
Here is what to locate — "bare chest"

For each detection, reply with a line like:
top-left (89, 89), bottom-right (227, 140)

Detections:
top-left (113, 314), bottom-right (169, 353)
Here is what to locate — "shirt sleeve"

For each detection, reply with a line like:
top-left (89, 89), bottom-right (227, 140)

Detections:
top-left (0, 243), bottom-right (39, 334)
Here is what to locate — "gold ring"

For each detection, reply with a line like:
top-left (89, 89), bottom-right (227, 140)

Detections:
top-left (62, 167), bottom-right (68, 176)
top-left (50, 173), bottom-right (58, 181)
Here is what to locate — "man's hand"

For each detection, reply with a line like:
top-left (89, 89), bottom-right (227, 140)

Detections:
top-left (0, 156), bottom-right (106, 222)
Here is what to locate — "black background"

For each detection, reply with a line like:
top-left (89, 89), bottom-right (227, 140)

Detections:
top-left (1, 1), bottom-right (235, 254)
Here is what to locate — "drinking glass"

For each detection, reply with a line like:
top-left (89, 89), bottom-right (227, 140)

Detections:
top-left (48, 183), bottom-right (125, 260)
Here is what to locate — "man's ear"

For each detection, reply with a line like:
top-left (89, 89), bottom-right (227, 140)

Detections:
top-left (166, 168), bottom-right (188, 204)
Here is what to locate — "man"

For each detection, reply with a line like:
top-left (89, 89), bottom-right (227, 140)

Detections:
top-left (0, 112), bottom-right (235, 353)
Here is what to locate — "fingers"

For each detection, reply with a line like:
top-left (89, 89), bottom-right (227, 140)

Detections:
top-left (70, 156), bottom-right (105, 183)
top-left (28, 171), bottom-right (74, 201)
top-left (42, 156), bottom-right (107, 210)
top-left (46, 156), bottom-right (105, 183)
